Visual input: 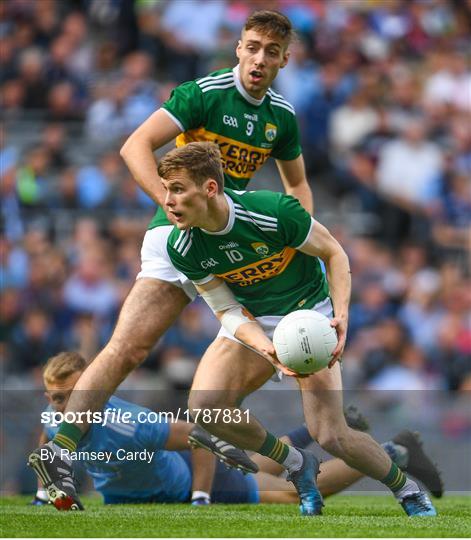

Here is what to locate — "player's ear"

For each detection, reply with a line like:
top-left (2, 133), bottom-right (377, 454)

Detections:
top-left (236, 40), bottom-right (242, 59)
top-left (206, 178), bottom-right (219, 198)
top-left (44, 391), bottom-right (52, 404)
top-left (280, 49), bottom-right (290, 69)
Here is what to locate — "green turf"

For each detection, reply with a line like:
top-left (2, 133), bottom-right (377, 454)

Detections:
top-left (1, 495), bottom-right (470, 537)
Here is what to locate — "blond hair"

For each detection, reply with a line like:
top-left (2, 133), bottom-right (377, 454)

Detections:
top-left (43, 351), bottom-right (87, 385)
top-left (157, 142), bottom-right (224, 191)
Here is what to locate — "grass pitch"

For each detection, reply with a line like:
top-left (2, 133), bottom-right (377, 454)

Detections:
top-left (1, 495), bottom-right (470, 537)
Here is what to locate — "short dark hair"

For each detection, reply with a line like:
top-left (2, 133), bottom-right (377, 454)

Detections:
top-left (43, 351), bottom-right (87, 384)
top-left (243, 10), bottom-right (294, 46)
top-left (158, 142), bottom-right (224, 191)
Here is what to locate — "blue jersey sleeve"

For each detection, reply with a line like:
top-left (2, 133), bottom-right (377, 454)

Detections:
top-left (133, 415), bottom-right (171, 452)
top-left (42, 406), bottom-right (59, 440)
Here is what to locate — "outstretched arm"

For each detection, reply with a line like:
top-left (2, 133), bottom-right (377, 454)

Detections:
top-left (276, 155), bottom-right (314, 214)
top-left (120, 109), bottom-right (182, 205)
top-left (298, 219), bottom-right (351, 366)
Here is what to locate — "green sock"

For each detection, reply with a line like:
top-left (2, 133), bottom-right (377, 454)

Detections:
top-left (53, 422), bottom-right (83, 452)
top-left (382, 462), bottom-right (407, 492)
top-left (257, 432), bottom-right (289, 464)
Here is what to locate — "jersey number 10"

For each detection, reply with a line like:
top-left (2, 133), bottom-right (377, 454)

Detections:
top-left (225, 250), bottom-right (243, 263)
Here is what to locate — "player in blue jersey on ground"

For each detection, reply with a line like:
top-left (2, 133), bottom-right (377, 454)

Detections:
top-left (31, 352), bottom-right (442, 509)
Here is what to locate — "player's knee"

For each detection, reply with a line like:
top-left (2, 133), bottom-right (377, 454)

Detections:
top-left (305, 423), bottom-right (342, 454)
top-left (188, 391), bottom-right (233, 423)
top-left (317, 428), bottom-right (352, 458)
top-left (316, 430), bottom-right (343, 456)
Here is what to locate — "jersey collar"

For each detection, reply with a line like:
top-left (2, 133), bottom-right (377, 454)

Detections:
top-left (233, 65), bottom-right (265, 106)
top-left (201, 193), bottom-right (235, 235)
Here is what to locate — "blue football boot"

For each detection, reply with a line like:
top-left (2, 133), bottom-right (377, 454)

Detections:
top-left (287, 449), bottom-right (323, 516)
top-left (400, 491), bottom-right (437, 516)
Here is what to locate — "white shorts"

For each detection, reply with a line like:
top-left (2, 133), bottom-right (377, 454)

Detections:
top-left (216, 297), bottom-right (334, 381)
top-left (137, 226), bottom-right (197, 300)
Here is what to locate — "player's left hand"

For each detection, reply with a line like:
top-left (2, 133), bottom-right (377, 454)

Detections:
top-left (328, 316), bottom-right (348, 368)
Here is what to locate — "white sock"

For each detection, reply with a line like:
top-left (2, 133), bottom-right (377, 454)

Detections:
top-left (394, 477), bottom-right (420, 501)
top-left (36, 487), bottom-right (49, 501)
top-left (282, 446), bottom-right (303, 473)
top-left (191, 490), bottom-right (211, 502)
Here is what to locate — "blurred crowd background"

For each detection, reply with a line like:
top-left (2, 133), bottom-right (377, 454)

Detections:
top-left (1, 0), bottom-right (470, 395)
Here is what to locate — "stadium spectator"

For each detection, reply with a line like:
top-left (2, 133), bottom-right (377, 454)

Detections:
top-left (301, 62), bottom-right (357, 174)
top-left (62, 247), bottom-right (119, 324)
top-left (16, 47), bottom-right (49, 110)
top-left (9, 307), bottom-right (63, 373)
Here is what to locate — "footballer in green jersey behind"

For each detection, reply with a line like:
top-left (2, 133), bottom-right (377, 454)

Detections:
top-left (149, 66), bottom-right (302, 229)
top-left (167, 188), bottom-right (329, 318)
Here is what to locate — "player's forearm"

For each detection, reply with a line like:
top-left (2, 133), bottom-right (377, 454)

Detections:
top-left (120, 137), bottom-right (166, 206)
top-left (198, 280), bottom-right (275, 360)
top-left (324, 250), bottom-right (351, 321)
top-left (234, 321), bottom-right (275, 358)
top-left (285, 182), bottom-right (314, 215)
top-left (164, 421), bottom-right (194, 450)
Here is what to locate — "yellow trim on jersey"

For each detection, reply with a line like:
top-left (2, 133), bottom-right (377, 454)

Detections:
top-left (176, 129), bottom-right (271, 180)
top-left (215, 247), bottom-right (297, 287)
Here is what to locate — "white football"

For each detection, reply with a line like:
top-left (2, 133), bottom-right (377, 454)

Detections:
top-left (272, 310), bottom-right (338, 374)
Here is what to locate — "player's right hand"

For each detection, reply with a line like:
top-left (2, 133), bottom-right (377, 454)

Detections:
top-left (261, 348), bottom-right (307, 378)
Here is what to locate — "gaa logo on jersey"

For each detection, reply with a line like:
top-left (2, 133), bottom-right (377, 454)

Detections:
top-left (251, 242), bottom-right (269, 257)
top-left (264, 123), bottom-right (277, 142)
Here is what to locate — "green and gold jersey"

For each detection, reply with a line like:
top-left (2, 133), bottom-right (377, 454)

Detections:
top-left (149, 66), bottom-right (302, 228)
top-left (167, 189), bottom-right (329, 318)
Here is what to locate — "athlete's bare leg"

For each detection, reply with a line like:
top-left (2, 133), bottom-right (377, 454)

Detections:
top-left (298, 364), bottom-right (392, 480)
top-left (253, 436), bottom-right (364, 497)
top-left (188, 338), bottom-right (274, 450)
top-left (189, 339), bottom-right (378, 494)
top-left (65, 278), bottom-right (190, 432)
top-left (255, 471), bottom-right (298, 503)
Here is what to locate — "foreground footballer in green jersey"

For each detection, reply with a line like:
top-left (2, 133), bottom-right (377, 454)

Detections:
top-left (162, 142), bottom-right (437, 518)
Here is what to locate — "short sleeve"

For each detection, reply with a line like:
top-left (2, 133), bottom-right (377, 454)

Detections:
top-left (270, 112), bottom-right (302, 161)
top-left (161, 81), bottom-right (205, 132)
top-left (167, 230), bottom-right (211, 283)
top-left (277, 195), bottom-right (313, 248)
top-left (134, 416), bottom-right (170, 452)
top-left (44, 424), bottom-right (56, 440)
